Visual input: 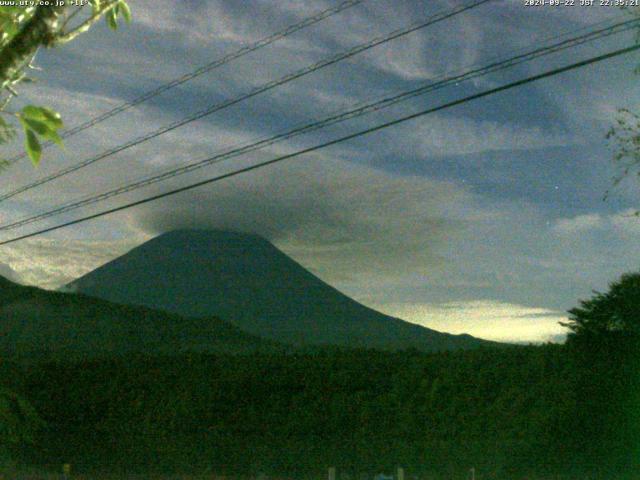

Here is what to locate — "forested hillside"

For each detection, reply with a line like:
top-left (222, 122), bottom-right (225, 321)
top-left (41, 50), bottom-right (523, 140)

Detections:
top-left (5, 342), bottom-right (638, 479)
top-left (0, 276), bottom-right (276, 360)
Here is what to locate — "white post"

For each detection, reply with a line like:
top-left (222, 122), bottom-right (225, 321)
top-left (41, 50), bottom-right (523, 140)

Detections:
top-left (397, 467), bottom-right (404, 480)
top-left (329, 467), bottom-right (336, 480)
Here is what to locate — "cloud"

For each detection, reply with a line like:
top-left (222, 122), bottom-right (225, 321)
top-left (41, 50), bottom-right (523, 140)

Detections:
top-left (354, 1), bottom-right (485, 82)
top-left (126, 149), bottom-right (638, 317)
top-left (125, 0), bottom-right (260, 44)
top-left (399, 114), bottom-right (576, 157)
top-left (554, 210), bottom-right (640, 238)
top-left (130, 156), bottom-right (474, 283)
top-left (610, 209), bottom-right (640, 237)
top-left (0, 263), bottom-right (21, 284)
top-left (0, 237), bottom-right (146, 290)
top-left (371, 300), bottom-right (569, 343)
top-left (554, 213), bottom-right (604, 236)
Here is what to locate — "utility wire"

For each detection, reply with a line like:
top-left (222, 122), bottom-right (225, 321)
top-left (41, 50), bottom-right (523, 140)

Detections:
top-left (1, 42), bottom-right (637, 246)
top-left (0, 0), bottom-right (492, 202)
top-left (1, 17), bottom-right (637, 232)
top-left (2, 0), bottom-right (365, 167)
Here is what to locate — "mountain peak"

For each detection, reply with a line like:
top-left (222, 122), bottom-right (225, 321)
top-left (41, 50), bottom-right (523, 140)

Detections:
top-left (68, 230), bottom-right (494, 351)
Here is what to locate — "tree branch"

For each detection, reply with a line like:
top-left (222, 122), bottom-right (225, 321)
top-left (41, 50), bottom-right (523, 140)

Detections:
top-left (52, 1), bottom-right (120, 46)
top-left (0, 6), bottom-right (66, 89)
top-left (0, 95), bottom-right (12, 113)
top-left (59, 5), bottom-right (86, 33)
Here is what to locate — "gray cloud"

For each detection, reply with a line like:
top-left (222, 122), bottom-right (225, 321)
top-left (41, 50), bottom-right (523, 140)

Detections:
top-left (0, 237), bottom-right (145, 290)
top-left (130, 156), bottom-right (471, 283)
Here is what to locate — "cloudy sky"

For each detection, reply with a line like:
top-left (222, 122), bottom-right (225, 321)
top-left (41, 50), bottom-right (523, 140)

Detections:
top-left (1, 0), bottom-right (639, 343)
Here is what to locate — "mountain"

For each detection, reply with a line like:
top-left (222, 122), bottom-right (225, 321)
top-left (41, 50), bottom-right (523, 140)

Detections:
top-left (0, 275), bottom-right (273, 361)
top-left (68, 229), bottom-right (494, 351)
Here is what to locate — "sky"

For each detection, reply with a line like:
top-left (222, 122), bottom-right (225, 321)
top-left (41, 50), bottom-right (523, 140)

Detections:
top-left (0, 0), bottom-right (639, 343)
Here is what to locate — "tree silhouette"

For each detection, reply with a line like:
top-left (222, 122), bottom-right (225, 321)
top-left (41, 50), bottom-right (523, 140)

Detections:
top-left (560, 272), bottom-right (640, 477)
top-left (561, 272), bottom-right (640, 346)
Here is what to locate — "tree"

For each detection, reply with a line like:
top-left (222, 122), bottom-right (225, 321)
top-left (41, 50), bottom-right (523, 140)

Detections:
top-left (560, 273), bottom-right (640, 478)
top-left (0, 1), bottom-right (131, 166)
top-left (561, 272), bottom-right (640, 345)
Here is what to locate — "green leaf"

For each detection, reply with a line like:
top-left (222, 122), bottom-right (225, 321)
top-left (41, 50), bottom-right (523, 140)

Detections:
top-left (19, 117), bottom-right (46, 135)
top-left (20, 118), bottom-right (63, 147)
top-left (24, 128), bottom-right (41, 165)
top-left (106, 7), bottom-right (118, 30)
top-left (0, 6), bottom-right (35, 47)
top-left (44, 128), bottom-right (63, 147)
top-left (118, 1), bottom-right (132, 23)
top-left (41, 110), bottom-right (63, 129)
top-left (19, 105), bottom-right (65, 151)
top-left (0, 6), bottom-right (30, 16)
top-left (89, 0), bottom-right (101, 15)
top-left (0, 21), bottom-right (18, 47)
top-left (21, 105), bottom-right (63, 129)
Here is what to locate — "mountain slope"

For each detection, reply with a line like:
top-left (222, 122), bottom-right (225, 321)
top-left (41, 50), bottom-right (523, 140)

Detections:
top-left (0, 275), bottom-right (273, 361)
top-left (68, 230), bottom-right (494, 351)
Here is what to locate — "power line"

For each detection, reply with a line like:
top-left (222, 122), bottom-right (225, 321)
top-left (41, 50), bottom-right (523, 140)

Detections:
top-left (2, 0), bottom-right (365, 167)
top-left (0, 17), bottom-right (637, 232)
top-left (0, 0), bottom-right (492, 203)
top-left (1, 43), bottom-right (637, 246)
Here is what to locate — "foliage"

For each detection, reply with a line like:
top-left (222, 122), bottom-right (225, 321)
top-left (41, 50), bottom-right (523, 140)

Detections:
top-left (4, 344), bottom-right (636, 480)
top-left (562, 271), bottom-right (640, 343)
top-left (560, 272), bottom-right (640, 479)
top-left (17, 105), bottom-right (63, 164)
top-left (0, 271), bottom-right (637, 478)
top-left (0, 1), bottom-right (131, 166)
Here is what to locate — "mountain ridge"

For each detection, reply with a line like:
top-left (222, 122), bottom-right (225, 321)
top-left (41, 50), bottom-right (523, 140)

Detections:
top-left (0, 275), bottom-right (275, 361)
top-left (67, 229), bottom-right (495, 351)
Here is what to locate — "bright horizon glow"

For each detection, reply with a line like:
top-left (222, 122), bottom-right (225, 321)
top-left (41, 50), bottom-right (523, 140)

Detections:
top-left (372, 300), bottom-right (569, 343)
